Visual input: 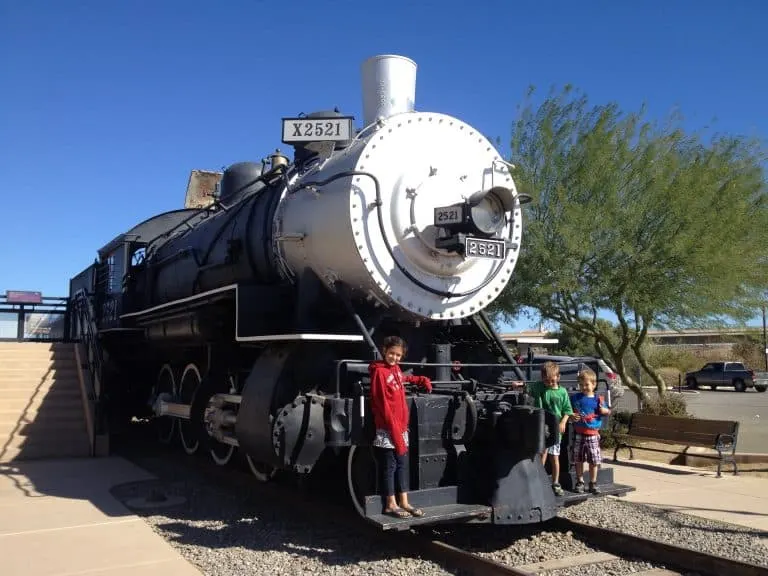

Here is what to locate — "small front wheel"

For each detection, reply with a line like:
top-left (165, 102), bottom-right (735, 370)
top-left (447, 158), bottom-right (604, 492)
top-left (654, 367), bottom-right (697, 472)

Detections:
top-left (755, 385), bottom-right (767, 393)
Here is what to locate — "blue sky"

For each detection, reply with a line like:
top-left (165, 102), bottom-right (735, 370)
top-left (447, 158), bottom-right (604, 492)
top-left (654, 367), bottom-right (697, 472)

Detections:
top-left (1, 0), bottom-right (766, 332)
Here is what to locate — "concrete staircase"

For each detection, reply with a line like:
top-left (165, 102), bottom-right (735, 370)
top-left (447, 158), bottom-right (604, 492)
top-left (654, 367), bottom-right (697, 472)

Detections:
top-left (0, 342), bottom-right (91, 462)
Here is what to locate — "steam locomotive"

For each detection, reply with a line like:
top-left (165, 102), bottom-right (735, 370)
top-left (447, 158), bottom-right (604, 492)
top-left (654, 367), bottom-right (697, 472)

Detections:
top-left (69, 55), bottom-right (630, 529)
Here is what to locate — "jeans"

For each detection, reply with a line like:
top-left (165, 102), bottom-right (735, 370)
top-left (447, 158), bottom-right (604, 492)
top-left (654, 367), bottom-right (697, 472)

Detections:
top-left (376, 447), bottom-right (409, 496)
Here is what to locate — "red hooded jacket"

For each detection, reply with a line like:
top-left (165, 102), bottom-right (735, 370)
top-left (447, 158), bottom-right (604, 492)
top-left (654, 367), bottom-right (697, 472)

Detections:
top-left (368, 360), bottom-right (432, 455)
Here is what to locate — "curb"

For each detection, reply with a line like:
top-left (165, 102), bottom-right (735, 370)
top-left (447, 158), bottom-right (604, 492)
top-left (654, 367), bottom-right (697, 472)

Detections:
top-left (639, 386), bottom-right (700, 395)
top-left (637, 386), bottom-right (700, 396)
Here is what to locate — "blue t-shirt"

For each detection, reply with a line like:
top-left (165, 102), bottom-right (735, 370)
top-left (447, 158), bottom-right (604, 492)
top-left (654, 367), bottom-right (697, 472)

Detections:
top-left (570, 392), bottom-right (604, 435)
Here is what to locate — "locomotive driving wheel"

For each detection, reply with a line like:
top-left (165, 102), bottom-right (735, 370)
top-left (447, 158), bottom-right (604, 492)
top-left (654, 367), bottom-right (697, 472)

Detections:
top-left (154, 364), bottom-right (176, 445)
top-left (178, 363), bottom-right (202, 455)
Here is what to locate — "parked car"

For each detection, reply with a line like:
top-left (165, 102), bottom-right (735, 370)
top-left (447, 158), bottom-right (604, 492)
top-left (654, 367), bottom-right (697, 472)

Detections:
top-left (757, 371), bottom-right (768, 392)
top-left (685, 361), bottom-right (768, 392)
top-left (501, 354), bottom-right (625, 402)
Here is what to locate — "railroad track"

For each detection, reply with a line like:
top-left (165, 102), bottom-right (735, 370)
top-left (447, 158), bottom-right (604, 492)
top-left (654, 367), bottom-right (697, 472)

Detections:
top-left (113, 429), bottom-right (768, 576)
top-left (411, 517), bottom-right (768, 576)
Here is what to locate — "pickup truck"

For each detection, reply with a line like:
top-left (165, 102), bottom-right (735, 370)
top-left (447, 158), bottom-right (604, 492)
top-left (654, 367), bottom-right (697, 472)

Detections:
top-left (685, 361), bottom-right (768, 392)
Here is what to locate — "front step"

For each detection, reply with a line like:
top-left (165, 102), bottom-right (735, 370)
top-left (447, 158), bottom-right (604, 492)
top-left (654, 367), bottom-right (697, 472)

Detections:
top-left (367, 503), bottom-right (492, 530)
top-left (0, 342), bottom-right (91, 462)
top-left (557, 482), bottom-right (636, 506)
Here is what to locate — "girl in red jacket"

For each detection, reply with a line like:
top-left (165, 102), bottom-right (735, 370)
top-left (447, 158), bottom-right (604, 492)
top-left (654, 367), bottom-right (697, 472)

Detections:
top-left (369, 335), bottom-right (432, 519)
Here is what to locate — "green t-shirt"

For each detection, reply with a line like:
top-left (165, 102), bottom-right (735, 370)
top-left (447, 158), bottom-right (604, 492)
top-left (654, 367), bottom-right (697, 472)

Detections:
top-left (527, 381), bottom-right (574, 421)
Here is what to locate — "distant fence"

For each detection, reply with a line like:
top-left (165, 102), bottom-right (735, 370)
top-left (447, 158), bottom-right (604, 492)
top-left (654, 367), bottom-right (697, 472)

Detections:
top-left (0, 292), bottom-right (70, 342)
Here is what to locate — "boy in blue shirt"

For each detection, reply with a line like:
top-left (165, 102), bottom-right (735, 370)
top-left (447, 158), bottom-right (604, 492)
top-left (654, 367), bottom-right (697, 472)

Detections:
top-left (570, 367), bottom-right (611, 494)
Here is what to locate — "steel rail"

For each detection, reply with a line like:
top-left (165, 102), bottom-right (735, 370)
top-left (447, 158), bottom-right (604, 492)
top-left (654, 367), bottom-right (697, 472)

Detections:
top-left (553, 517), bottom-right (768, 576)
top-left (406, 538), bottom-right (531, 576)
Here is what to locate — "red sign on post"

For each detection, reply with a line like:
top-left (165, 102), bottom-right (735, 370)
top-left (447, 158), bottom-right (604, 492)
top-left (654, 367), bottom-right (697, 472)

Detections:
top-left (5, 291), bottom-right (43, 304)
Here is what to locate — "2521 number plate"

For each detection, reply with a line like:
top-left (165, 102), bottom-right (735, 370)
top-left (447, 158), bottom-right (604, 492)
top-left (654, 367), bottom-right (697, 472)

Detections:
top-left (465, 237), bottom-right (506, 260)
top-left (434, 205), bottom-right (464, 225)
top-left (282, 117), bottom-right (354, 143)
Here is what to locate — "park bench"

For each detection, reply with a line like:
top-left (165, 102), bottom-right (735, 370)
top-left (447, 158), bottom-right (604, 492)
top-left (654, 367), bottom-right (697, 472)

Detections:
top-left (612, 413), bottom-right (739, 477)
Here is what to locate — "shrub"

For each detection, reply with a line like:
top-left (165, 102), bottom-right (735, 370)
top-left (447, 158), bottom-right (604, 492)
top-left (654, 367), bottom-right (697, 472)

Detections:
top-left (647, 347), bottom-right (704, 376)
top-left (732, 336), bottom-right (766, 369)
top-left (599, 410), bottom-right (632, 449)
top-left (640, 393), bottom-right (691, 418)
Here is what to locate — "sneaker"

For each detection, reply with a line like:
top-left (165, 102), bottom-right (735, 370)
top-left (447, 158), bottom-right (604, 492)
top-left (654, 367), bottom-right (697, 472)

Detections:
top-left (574, 481), bottom-right (585, 493)
top-left (589, 482), bottom-right (601, 494)
top-left (552, 483), bottom-right (564, 496)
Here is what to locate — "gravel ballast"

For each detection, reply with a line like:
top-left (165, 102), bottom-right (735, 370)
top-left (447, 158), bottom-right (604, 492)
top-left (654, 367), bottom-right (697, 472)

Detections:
top-left (115, 455), bottom-right (766, 576)
top-left (559, 497), bottom-right (768, 568)
top-left (112, 476), bottom-right (453, 576)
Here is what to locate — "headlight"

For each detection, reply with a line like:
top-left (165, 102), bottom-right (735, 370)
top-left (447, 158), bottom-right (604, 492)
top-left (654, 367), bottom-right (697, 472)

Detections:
top-left (470, 193), bottom-right (505, 236)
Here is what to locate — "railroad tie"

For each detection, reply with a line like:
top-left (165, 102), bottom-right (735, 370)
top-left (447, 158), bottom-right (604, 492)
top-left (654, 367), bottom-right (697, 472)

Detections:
top-left (515, 552), bottom-right (617, 574)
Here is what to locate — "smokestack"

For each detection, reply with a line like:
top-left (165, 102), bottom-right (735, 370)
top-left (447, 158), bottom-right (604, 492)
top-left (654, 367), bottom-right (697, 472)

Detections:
top-left (361, 54), bottom-right (417, 127)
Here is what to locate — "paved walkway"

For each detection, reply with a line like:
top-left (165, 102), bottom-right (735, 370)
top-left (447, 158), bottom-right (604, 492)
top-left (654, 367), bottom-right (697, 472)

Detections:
top-left (610, 458), bottom-right (768, 532)
top-left (0, 457), bottom-right (202, 576)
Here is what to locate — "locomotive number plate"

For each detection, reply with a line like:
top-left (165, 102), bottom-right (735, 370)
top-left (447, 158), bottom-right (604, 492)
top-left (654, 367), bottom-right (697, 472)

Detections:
top-left (434, 205), bottom-right (464, 225)
top-left (282, 117), bottom-right (354, 143)
top-left (465, 237), bottom-right (506, 260)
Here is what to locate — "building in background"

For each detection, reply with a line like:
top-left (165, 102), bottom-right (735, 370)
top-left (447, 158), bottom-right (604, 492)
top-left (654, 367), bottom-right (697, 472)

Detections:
top-left (499, 331), bottom-right (560, 357)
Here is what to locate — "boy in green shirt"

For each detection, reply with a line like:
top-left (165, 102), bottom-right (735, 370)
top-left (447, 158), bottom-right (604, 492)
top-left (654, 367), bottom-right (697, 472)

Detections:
top-left (526, 361), bottom-right (574, 496)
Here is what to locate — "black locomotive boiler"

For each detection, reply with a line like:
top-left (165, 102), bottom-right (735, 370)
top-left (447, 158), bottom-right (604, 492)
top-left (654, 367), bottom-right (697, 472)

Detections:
top-left (69, 54), bottom-right (631, 529)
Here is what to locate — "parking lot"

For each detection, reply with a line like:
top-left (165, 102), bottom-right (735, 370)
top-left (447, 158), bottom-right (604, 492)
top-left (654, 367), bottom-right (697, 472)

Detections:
top-left (684, 388), bottom-right (767, 454)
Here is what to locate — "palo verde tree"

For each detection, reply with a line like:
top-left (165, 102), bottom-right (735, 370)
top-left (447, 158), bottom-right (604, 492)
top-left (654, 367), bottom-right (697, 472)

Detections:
top-left (491, 86), bottom-right (768, 401)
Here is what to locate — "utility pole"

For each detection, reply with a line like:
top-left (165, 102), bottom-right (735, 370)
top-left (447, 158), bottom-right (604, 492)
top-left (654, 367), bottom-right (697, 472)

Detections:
top-left (763, 303), bottom-right (767, 372)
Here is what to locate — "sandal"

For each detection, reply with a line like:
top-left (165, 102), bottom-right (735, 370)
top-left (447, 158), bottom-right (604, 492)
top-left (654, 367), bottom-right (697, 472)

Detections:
top-left (402, 506), bottom-right (424, 517)
top-left (383, 507), bottom-right (410, 519)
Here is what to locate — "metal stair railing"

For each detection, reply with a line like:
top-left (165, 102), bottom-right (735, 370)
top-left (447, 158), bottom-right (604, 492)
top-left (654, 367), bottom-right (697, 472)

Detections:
top-left (72, 288), bottom-right (103, 456)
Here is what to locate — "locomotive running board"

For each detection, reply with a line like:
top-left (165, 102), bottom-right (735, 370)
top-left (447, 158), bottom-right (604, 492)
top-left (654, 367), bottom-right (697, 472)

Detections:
top-left (366, 503), bottom-right (493, 531)
top-left (362, 486), bottom-right (492, 530)
top-left (557, 482), bottom-right (636, 507)
top-left (121, 282), bottom-right (365, 342)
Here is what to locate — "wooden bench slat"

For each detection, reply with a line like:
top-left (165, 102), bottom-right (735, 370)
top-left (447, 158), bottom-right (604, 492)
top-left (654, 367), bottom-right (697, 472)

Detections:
top-left (629, 414), bottom-right (737, 435)
top-left (620, 431), bottom-right (731, 447)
